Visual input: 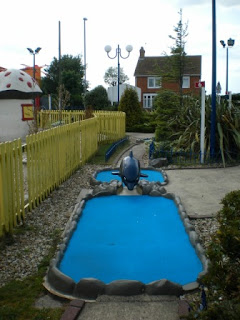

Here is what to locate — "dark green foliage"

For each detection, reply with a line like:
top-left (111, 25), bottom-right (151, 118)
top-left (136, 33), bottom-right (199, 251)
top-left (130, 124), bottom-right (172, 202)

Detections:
top-left (154, 90), bottom-right (240, 164)
top-left (118, 87), bottom-right (143, 130)
top-left (205, 191), bottom-right (240, 297)
top-left (128, 111), bottom-right (157, 133)
top-left (41, 55), bottom-right (85, 107)
top-left (84, 85), bottom-right (111, 110)
top-left (153, 89), bottom-right (180, 141)
top-left (187, 190), bottom-right (240, 319)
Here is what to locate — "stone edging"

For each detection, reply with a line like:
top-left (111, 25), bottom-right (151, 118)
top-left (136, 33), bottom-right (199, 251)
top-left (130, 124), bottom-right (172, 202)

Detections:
top-left (90, 166), bottom-right (169, 187)
top-left (44, 181), bottom-right (208, 300)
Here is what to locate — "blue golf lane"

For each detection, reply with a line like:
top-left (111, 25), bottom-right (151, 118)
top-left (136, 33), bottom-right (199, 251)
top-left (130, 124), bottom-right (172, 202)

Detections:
top-left (95, 169), bottom-right (165, 183)
top-left (59, 195), bottom-right (203, 285)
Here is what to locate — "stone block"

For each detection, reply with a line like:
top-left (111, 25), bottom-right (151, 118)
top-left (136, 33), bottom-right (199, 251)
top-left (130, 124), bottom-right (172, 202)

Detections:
top-left (145, 279), bottom-right (183, 296)
top-left (47, 267), bottom-right (75, 296)
top-left (149, 158), bottom-right (168, 168)
top-left (74, 278), bottom-right (106, 299)
top-left (106, 280), bottom-right (145, 296)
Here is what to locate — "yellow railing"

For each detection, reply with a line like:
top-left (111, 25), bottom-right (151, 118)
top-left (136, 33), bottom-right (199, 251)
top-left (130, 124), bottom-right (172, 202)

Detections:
top-left (0, 140), bottom-right (25, 236)
top-left (39, 110), bottom-right (85, 129)
top-left (38, 110), bottom-right (126, 144)
top-left (0, 111), bottom-right (125, 236)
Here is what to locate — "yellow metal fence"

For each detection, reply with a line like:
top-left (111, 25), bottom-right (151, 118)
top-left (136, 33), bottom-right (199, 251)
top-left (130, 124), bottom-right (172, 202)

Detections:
top-left (0, 111), bottom-right (125, 236)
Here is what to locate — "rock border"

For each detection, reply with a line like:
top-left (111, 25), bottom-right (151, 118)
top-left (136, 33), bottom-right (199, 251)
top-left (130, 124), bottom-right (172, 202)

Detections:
top-left (90, 166), bottom-right (168, 187)
top-left (44, 181), bottom-right (208, 300)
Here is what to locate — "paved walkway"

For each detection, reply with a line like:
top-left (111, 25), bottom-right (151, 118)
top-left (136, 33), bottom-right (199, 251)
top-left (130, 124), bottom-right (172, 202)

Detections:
top-left (75, 295), bottom-right (185, 320)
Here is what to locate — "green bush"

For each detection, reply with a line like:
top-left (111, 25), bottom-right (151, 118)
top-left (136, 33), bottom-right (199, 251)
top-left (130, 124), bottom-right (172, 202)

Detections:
top-left (118, 87), bottom-right (143, 130)
top-left (153, 89), bottom-right (180, 141)
top-left (153, 91), bottom-right (240, 165)
top-left (187, 190), bottom-right (240, 319)
top-left (84, 85), bottom-right (111, 110)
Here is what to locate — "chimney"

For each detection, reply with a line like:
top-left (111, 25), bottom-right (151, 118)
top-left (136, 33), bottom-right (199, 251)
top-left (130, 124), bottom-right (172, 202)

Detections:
top-left (140, 47), bottom-right (145, 59)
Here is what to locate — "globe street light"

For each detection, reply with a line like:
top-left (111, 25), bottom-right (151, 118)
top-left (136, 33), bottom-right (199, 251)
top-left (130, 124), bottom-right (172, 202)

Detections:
top-left (27, 47), bottom-right (42, 80)
top-left (104, 44), bottom-right (133, 104)
top-left (27, 47), bottom-right (42, 125)
top-left (220, 38), bottom-right (235, 95)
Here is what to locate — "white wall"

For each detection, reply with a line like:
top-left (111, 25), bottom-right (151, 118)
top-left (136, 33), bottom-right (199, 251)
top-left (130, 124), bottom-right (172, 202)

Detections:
top-left (0, 99), bottom-right (34, 142)
top-left (107, 84), bottom-right (141, 105)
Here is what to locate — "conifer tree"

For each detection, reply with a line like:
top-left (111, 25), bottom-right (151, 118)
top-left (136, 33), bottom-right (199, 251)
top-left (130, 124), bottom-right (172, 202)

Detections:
top-left (159, 9), bottom-right (188, 103)
top-left (118, 87), bottom-right (142, 130)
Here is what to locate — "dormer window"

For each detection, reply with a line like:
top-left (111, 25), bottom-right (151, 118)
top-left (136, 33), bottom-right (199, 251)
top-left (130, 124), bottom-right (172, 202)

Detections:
top-left (148, 77), bottom-right (161, 89)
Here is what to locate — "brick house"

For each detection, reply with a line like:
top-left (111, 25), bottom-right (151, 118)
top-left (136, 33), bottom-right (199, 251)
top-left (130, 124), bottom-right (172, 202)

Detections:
top-left (134, 47), bottom-right (202, 109)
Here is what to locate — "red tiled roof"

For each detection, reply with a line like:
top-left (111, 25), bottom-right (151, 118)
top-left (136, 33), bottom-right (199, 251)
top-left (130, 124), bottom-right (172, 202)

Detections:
top-left (134, 55), bottom-right (201, 77)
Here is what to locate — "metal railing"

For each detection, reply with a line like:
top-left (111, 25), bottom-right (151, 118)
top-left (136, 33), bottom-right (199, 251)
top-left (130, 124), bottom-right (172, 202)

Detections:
top-left (105, 137), bottom-right (129, 162)
top-left (152, 147), bottom-right (240, 166)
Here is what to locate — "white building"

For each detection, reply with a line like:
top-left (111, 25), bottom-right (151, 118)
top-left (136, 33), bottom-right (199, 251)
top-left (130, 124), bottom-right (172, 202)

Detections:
top-left (107, 84), bottom-right (141, 105)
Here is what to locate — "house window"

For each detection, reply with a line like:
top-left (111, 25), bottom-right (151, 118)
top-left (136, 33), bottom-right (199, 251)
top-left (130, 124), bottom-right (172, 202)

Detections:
top-left (182, 76), bottom-right (190, 88)
top-left (143, 94), bottom-right (157, 109)
top-left (147, 77), bottom-right (161, 88)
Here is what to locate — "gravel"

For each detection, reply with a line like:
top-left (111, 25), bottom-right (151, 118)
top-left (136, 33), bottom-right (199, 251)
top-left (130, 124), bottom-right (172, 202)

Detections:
top-left (0, 162), bottom-right (219, 289)
top-left (0, 164), bottom-right (105, 287)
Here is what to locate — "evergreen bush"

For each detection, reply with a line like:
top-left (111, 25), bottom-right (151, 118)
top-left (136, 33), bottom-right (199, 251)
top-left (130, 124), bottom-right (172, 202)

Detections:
top-left (118, 87), bottom-right (143, 130)
top-left (187, 190), bottom-right (240, 319)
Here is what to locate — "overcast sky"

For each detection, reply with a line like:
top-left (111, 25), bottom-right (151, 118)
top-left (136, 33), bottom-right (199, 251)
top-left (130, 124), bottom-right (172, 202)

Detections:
top-left (1, 0), bottom-right (240, 95)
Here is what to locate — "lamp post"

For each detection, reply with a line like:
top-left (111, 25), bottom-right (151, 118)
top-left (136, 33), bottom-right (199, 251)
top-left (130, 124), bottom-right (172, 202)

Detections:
top-left (83, 17), bottom-right (87, 108)
top-left (27, 47), bottom-right (42, 80)
top-left (210, 0), bottom-right (217, 158)
top-left (220, 38), bottom-right (235, 95)
top-left (27, 47), bottom-right (41, 131)
top-left (104, 44), bottom-right (133, 105)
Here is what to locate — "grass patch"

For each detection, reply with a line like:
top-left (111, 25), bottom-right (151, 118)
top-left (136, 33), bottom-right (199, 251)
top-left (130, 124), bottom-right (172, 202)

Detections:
top-left (88, 140), bottom-right (130, 165)
top-left (0, 230), bottom-right (65, 320)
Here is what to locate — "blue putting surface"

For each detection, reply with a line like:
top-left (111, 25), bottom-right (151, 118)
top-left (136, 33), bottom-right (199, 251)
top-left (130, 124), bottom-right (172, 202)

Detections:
top-left (95, 169), bottom-right (165, 183)
top-left (59, 196), bottom-right (203, 285)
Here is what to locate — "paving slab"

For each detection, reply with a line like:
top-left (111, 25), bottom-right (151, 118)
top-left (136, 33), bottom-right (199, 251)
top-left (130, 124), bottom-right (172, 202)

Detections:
top-left (165, 166), bottom-right (240, 217)
top-left (77, 296), bottom-right (180, 320)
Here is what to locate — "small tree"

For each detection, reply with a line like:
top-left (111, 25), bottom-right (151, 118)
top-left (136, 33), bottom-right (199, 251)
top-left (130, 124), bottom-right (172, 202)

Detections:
top-left (118, 87), bottom-right (142, 131)
top-left (41, 55), bottom-right (85, 108)
top-left (158, 9), bottom-right (188, 104)
top-left (84, 85), bottom-right (111, 110)
top-left (153, 89), bottom-right (180, 142)
top-left (104, 67), bottom-right (129, 86)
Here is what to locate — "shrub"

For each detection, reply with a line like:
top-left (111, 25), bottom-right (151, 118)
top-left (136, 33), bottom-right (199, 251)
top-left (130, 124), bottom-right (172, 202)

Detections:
top-left (84, 85), bottom-right (111, 110)
top-left (187, 190), bottom-right (240, 319)
top-left (153, 89), bottom-right (180, 141)
top-left (118, 87), bottom-right (143, 130)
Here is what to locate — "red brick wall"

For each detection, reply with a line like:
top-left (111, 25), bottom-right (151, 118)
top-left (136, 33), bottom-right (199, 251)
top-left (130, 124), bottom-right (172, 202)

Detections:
top-left (136, 76), bottom-right (201, 107)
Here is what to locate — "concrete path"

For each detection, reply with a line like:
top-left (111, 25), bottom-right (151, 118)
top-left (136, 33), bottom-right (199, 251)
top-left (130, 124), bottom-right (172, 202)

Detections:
top-left (77, 295), bottom-right (181, 320)
top-left (165, 166), bottom-right (240, 218)
top-left (115, 132), bottom-right (154, 167)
